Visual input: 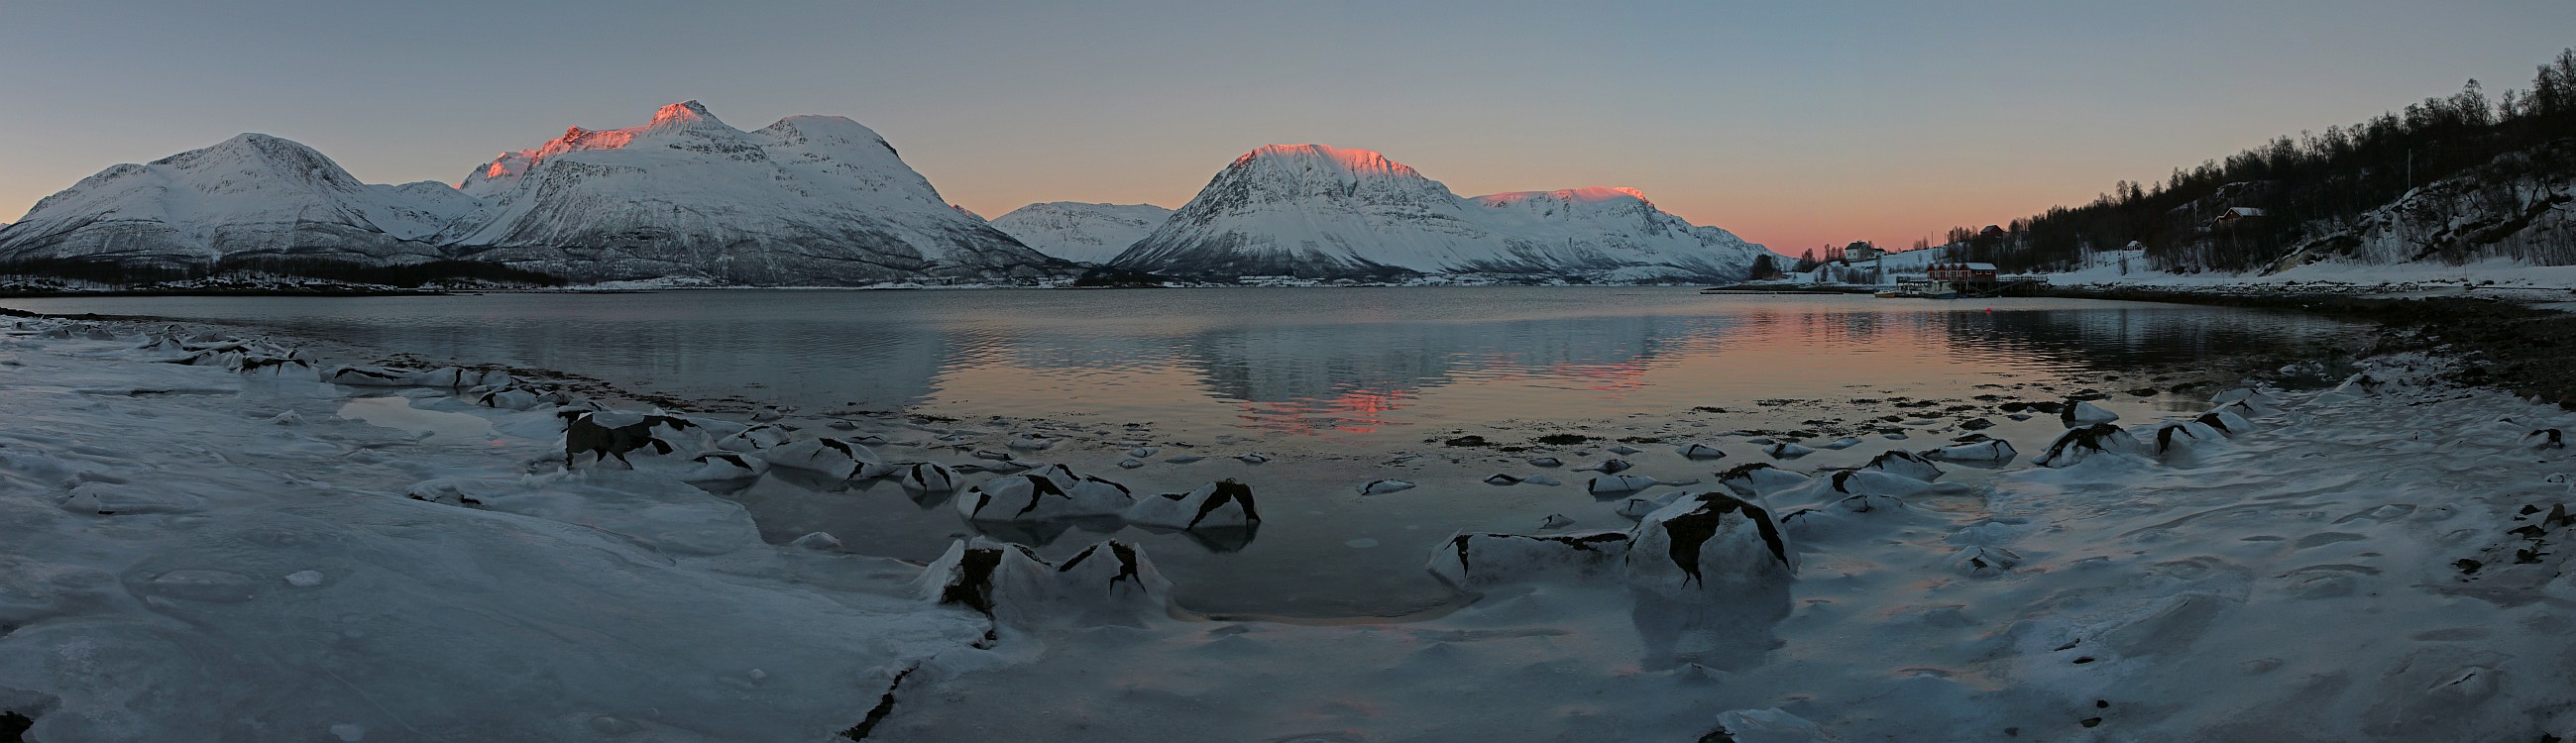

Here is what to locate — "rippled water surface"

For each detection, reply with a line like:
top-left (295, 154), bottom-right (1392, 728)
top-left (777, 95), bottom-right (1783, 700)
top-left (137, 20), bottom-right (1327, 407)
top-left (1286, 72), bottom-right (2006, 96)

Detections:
top-left (6, 287), bottom-right (2369, 615)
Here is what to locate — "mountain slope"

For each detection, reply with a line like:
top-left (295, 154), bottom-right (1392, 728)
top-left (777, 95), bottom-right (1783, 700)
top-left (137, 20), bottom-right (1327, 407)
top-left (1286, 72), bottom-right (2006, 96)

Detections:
top-left (448, 102), bottom-right (1064, 285)
top-left (1112, 145), bottom-right (1772, 282)
top-left (988, 202), bottom-right (1175, 264)
top-left (0, 134), bottom-right (467, 266)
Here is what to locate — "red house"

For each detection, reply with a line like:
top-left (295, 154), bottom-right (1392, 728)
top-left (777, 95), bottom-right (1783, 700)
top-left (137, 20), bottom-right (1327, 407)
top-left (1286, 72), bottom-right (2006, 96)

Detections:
top-left (1928, 263), bottom-right (1998, 283)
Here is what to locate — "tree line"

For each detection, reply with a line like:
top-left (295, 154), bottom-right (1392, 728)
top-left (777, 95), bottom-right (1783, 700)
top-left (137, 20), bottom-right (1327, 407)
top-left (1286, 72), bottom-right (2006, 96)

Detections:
top-left (1937, 47), bottom-right (2576, 273)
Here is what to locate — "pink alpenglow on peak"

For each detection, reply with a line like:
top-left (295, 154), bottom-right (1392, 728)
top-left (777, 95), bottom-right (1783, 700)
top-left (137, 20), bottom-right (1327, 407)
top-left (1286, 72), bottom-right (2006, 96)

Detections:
top-left (1234, 144), bottom-right (1420, 178)
top-left (446, 100), bottom-right (1061, 285)
top-left (648, 100), bottom-right (719, 128)
top-left (1114, 144), bottom-right (1777, 282)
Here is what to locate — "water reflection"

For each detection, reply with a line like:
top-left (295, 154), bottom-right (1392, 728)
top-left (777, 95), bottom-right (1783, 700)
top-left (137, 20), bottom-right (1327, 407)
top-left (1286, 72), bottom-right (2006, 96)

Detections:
top-left (0, 290), bottom-right (2357, 444)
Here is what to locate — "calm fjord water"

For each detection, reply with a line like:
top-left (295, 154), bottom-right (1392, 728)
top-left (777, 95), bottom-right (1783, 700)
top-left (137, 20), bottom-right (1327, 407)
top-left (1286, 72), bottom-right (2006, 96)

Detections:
top-left (7, 287), bottom-right (2355, 440)
top-left (5, 287), bottom-right (2364, 615)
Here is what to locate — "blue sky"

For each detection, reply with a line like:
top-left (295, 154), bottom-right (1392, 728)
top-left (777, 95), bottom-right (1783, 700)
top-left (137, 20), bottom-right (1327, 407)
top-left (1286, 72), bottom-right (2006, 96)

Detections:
top-left (3, 0), bottom-right (2572, 251)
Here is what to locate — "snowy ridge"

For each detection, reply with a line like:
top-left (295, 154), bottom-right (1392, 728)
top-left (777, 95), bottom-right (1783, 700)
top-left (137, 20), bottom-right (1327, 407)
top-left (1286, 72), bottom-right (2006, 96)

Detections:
top-left (1113, 144), bottom-right (1776, 282)
top-left (1, 102), bottom-right (1068, 285)
top-left (448, 102), bottom-right (1064, 285)
top-left (988, 202), bottom-right (1176, 264)
top-left (0, 134), bottom-right (478, 266)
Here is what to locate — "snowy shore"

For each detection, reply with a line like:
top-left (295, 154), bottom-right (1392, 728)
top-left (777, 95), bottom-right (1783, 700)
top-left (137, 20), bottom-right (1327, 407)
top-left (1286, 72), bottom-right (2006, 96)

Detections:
top-left (5, 314), bottom-right (2575, 741)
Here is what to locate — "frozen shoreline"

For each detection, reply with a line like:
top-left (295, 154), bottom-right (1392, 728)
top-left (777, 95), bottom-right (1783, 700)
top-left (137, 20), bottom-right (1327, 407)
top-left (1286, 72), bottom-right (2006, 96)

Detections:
top-left (4, 313), bottom-right (2575, 741)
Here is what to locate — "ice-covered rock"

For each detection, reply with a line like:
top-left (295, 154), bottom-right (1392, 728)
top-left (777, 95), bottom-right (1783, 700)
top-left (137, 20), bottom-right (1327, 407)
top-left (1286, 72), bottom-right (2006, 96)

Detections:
top-left (1716, 463), bottom-right (1810, 498)
top-left (1825, 469), bottom-right (1932, 499)
top-left (676, 451), bottom-right (768, 480)
top-left (1707, 707), bottom-right (1833, 743)
top-left (563, 411), bottom-right (723, 467)
top-left (320, 365), bottom-right (418, 386)
top-left (919, 538), bottom-right (1171, 627)
top-left (2196, 408), bottom-right (2253, 435)
top-left (957, 471), bottom-right (1132, 521)
top-left (2524, 428), bottom-right (2565, 451)
top-left (1820, 437), bottom-right (1862, 450)
top-left (1616, 491), bottom-right (1686, 519)
top-left (1624, 491), bottom-right (1796, 598)
top-left (465, 386), bottom-right (538, 410)
top-left (1950, 545), bottom-right (2024, 578)
top-left (1361, 478), bottom-right (1417, 495)
top-left (1764, 442), bottom-right (1815, 459)
top-left (1861, 450), bottom-right (1944, 480)
top-left (2153, 419), bottom-right (2227, 455)
top-left (760, 436), bottom-right (885, 479)
top-left (1527, 457), bottom-right (1564, 468)
top-left (788, 531), bottom-right (843, 552)
top-left (321, 365), bottom-right (507, 388)
top-left (2062, 399), bottom-right (2120, 425)
top-left (1577, 458), bottom-right (1633, 474)
top-left (2034, 423), bottom-right (2147, 468)
top-left (1923, 439), bottom-right (2018, 463)
top-left (1608, 444), bottom-right (1642, 455)
top-left (898, 462), bottom-right (960, 492)
top-left (1588, 474), bottom-right (1658, 495)
top-left (716, 424), bottom-right (795, 453)
top-left (1123, 480), bottom-right (1261, 530)
top-left (1426, 531), bottom-right (1630, 587)
top-left (2209, 387), bottom-right (2273, 407)
top-left (1677, 443), bottom-right (1728, 460)
top-left (1484, 474), bottom-right (1522, 485)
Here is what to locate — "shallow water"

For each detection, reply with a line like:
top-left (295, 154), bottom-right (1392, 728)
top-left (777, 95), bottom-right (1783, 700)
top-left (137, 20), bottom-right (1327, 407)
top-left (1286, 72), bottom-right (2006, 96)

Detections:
top-left (5, 287), bottom-right (2369, 615)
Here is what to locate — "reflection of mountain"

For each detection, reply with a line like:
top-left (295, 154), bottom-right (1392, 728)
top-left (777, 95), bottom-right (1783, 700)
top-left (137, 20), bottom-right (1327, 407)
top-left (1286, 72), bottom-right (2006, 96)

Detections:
top-left (1165, 315), bottom-right (1732, 434)
top-left (257, 314), bottom-right (952, 412)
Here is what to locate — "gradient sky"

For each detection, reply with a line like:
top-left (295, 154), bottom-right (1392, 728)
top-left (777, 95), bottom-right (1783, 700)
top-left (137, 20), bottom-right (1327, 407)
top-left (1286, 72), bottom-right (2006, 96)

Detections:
top-left (4, 1), bottom-right (2573, 253)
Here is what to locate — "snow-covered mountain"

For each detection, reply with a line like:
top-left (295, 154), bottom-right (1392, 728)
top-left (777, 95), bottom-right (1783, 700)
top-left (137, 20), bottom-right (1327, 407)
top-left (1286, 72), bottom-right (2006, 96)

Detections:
top-left (988, 202), bottom-right (1176, 264)
top-left (0, 134), bottom-right (477, 266)
top-left (1112, 145), bottom-right (1774, 282)
top-left (447, 101), bottom-right (1064, 284)
top-left (2, 102), bottom-right (1066, 285)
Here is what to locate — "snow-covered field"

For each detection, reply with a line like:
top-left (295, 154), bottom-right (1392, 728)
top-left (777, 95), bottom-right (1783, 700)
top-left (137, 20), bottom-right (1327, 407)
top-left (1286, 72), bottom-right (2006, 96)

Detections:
top-left (4, 315), bottom-right (2574, 741)
top-left (0, 323), bottom-right (987, 741)
top-left (2046, 252), bottom-right (2576, 298)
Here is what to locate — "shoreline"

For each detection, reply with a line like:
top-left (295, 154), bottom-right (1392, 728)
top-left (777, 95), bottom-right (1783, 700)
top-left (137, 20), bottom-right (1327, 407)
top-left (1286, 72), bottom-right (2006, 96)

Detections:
top-left (6, 293), bottom-right (2575, 739)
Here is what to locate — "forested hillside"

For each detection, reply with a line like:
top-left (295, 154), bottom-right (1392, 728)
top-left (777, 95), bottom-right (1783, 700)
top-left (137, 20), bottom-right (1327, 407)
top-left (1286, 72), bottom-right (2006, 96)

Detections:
top-left (1943, 48), bottom-right (2576, 274)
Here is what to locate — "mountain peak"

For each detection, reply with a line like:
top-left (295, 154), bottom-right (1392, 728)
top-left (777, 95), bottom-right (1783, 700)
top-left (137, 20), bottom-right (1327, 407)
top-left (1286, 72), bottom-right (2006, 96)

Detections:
top-left (650, 100), bottom-right (719, 129)
top-left (1237, 144), bottom-right (1408, 175)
